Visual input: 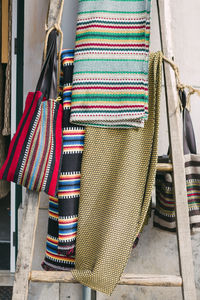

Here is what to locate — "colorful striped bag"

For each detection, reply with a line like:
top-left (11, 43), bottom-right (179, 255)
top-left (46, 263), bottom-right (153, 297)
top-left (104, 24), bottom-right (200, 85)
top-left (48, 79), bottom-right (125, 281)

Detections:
top-left (154, 90), bottom-right (200, 232)
top-left (0, 29), bottom-right (63, 197)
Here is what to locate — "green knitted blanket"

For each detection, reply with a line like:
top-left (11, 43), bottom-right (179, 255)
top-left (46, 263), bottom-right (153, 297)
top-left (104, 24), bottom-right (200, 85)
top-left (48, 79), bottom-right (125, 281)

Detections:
top-left (70, 0), bottom-right (152, 128)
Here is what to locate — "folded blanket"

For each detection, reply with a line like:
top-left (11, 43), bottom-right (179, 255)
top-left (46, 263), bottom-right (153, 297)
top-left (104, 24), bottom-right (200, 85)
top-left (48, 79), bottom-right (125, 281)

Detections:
top-left (72, 52), bottom-right (162, 294)
top-left (42, 50), bottom-right (85, 271)
top-left (70, 0), bottom-right (151, 128)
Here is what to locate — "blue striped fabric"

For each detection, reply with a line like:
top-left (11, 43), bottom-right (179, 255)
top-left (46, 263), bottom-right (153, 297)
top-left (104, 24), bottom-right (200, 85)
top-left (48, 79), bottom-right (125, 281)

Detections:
top-left (42, 50), bottom-right (85, 271)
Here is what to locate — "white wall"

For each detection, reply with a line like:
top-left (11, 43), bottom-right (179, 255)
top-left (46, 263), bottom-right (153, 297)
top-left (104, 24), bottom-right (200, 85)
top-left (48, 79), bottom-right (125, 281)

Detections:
top-left (23, 1), bottom-right (200, 299)
top-left (23, 0), bottom-right (79, 100)
top-left (61, 0), bottom-right (79, 49)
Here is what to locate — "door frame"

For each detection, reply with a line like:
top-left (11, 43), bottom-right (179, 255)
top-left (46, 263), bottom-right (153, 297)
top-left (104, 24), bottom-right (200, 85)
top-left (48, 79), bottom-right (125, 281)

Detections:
top-left (10, 0), bottom-right (24, 273)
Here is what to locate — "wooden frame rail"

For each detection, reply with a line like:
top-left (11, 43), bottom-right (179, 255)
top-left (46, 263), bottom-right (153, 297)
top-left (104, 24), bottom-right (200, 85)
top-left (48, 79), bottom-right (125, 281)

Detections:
top-left (30, 271), bottom-right (182, 287)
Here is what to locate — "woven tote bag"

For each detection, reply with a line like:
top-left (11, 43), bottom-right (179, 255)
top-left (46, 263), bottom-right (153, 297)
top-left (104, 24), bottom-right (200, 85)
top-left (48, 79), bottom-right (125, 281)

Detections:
top-left (154, 90), bottom-right (200, 232)
top-left (0, 29), bottom-right (63, 197)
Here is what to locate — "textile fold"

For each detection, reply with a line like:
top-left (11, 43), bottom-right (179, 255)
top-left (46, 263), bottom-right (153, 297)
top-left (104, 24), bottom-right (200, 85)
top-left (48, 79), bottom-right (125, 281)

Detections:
top-left (42, 50), bottom-right (85, 270)
top-left (70, 0), bottom-right (151, 128)
top-left (72, 52), bottom-right (162, 294)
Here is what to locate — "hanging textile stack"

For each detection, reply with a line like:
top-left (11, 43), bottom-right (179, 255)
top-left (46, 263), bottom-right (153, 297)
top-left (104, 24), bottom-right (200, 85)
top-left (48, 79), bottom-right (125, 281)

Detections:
top-left (67, 0), bottom-right (162, 295)
top-left (42, 0), bottom-right (162, 295)
top-left (8, 1), bottom-right (198, 299)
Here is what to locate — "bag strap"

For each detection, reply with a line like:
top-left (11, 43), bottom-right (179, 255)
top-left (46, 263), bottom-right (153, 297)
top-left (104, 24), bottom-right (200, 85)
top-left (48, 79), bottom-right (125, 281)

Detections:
top-left (165, 89), bottom-right (197, 160)
top-left (44, 0), bottom-right (64, 67)
top-left (36, 29), bottom-right (58, 99)
top-left (44, 0), bottom-right (64, 60)
top-left (34, 1), bottom-right (65, 100)
top-left (179, 90), bottom-right (197, 155)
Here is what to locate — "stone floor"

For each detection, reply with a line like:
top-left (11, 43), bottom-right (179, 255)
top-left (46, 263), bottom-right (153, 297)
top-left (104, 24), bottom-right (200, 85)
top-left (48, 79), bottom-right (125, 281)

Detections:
top-left (0, 286), bottom-right (12, 300)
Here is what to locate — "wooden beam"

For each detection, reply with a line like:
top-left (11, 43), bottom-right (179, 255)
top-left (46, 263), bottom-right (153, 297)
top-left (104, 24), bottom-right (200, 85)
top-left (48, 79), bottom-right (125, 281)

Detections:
top-left (30, 271), bottom-right (182, 287)
top-left (12, 191), bottom-right (40, 300)
top-left (119, 274), bottom-right (182, 287)
top-left (46, 0), bottom-right (63, 30)
top-left (2, 0), bottom-right (9, 63)
top-left (157, 1), bottom-right (197, 299)
top-left (30, 271), bottom-right (77, 284)
top-left (157, 163), bottom-right (173, 172)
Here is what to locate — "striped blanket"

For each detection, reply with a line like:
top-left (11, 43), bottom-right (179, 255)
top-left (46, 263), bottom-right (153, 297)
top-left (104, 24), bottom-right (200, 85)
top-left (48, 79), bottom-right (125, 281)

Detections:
top-left (70, 0), bottom-right (151, 128)
top-left (42, 50), bottom-right (85, 270)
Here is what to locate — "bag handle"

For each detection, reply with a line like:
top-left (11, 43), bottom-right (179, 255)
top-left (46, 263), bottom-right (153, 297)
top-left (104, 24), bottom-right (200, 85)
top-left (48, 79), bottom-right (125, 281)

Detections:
top-left (37, 0), bottom-right (64, 98)
top-left (36, 29), bottom-right (58, 99)
top-left (179, 90), bottom-right (197, 155)
top-left (165, 89), bottom-right (197, 160)
top-left (44, 0), bottom-right (64, 88)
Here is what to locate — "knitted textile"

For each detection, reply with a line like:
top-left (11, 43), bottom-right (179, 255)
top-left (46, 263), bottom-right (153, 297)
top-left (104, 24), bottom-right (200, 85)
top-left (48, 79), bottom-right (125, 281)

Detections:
top-left (72, 52), bottom-right (162, 294)
top-left (70, 0), bottom-right (151, 128)
top-left (42, 50), bottom-right (85, 270)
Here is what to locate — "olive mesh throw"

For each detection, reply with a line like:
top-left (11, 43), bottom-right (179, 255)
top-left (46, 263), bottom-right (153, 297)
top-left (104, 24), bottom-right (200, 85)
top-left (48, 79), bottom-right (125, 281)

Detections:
top-left (72, 52), bottom-right (162, 294)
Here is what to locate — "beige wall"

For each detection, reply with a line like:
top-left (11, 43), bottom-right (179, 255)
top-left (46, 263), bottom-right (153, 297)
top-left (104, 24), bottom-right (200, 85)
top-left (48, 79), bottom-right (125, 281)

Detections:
top-left (23, 1), bottom-right (200, 299)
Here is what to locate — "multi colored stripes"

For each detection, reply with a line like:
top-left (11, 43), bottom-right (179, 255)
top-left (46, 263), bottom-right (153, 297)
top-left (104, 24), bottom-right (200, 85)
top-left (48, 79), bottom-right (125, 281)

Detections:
top-left (20, 100), bottom-right (54, 191)
top-left (58, 217), bottom-right (78, 242)
top-left (60, 50), bottom-right (74, 109)
top-left (45, 235), bottom-right (75, 265)
top-left (63, 85), bottom-right (72, 109)
top-left (43, 197), bottom-right (75, 270)
top-left (0, 89), bottom-right (63, 197)
top-left (42, 49), bottom-right (84, 271)
top-left (62, 49), bottom-right (74, 66)
top-left (62, 128), bottom-right (85, 154)
top-left (154, 154), bottom-right (200, 232)
top-left (48, 196), bottom-right (58, 220)
top-left (70, 0), bottom-right (151, 128)
top-left (58, 172), bottom-right (81, 198)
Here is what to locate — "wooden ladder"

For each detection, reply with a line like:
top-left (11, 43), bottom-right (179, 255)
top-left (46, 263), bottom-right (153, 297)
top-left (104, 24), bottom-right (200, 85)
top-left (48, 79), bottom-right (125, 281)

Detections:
top-left (11, 0), bottom-right (197, 299)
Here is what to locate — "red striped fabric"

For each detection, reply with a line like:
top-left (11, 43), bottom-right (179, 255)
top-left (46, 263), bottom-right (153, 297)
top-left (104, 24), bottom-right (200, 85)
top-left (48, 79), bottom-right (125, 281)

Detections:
top-left (0, 91), bottom-right (63, 197)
